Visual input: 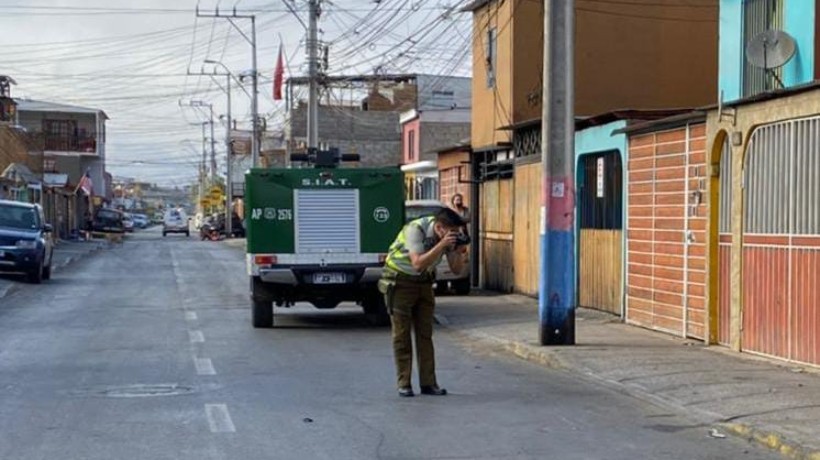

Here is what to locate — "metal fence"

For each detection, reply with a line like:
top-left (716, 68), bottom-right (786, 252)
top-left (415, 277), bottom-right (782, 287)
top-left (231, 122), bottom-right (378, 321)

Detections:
top-left (745, 117), bottom-right (820, 235)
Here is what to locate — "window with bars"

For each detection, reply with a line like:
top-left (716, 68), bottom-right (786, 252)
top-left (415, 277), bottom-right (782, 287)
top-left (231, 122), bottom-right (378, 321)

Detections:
top-left (578, 152), bottom-right (623, 230)
top-left (513, 126), bottom-right (541, 159)
top-left (742, 0), bottom-right (785, 97)
top-left (476, 150), bottom-right (513, 181)
top-left (408, 130), bottom-right (416, 161)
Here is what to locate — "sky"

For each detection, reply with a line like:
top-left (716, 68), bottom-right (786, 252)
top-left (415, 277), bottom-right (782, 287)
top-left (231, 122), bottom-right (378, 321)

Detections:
top-left (0, 0), bottom-right (472, 186)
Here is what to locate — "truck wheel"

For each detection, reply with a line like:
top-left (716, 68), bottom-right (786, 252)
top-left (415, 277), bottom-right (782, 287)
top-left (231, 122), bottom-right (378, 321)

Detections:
top-left (252, 299), bottom-right (274, 328)
top-left (453, 279), bottom-right (471, 296)
top-left (434, 282), bottom-right (448, 296)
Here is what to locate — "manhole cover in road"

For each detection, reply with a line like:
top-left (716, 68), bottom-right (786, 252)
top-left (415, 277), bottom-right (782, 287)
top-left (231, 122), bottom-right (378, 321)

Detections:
top-left (84, 384), bottom-right (194, 398)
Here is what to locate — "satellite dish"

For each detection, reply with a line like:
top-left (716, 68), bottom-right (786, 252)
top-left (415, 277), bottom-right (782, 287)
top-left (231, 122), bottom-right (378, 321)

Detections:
top-left (745, 29), bottom-right (796, 69)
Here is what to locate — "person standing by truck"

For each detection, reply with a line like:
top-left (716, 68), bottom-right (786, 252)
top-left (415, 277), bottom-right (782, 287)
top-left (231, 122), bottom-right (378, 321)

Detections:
top-left (380, 208), bottom-right (468, 397)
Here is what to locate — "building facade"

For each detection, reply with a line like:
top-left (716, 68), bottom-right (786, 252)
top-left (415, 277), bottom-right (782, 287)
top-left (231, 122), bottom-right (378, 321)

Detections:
top-left (464, 0), bottom-right (720, 295)
top-left (400, 108), bottom-right (470, 201)
top-left (15, 99), bottom-right (108, 236)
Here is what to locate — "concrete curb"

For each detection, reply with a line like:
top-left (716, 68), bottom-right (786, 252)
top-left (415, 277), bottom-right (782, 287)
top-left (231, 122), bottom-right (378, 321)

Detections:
top-left (0, 241), bottom-right (110, 301)
top-left (0, 283), bottom-right (19, 300)
top-left (438, 314), bottom-right (820, 459)
top-left (52, 241), bottom-right (109, 274)
top-left (444, 324), bottom-right (566, 370)
top-left (720, 423), bottom-right (820, 460)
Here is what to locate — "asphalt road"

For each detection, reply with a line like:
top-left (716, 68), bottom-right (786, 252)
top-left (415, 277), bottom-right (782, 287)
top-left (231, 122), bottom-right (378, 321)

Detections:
top-left (0, 229), bottom-right (779, 460)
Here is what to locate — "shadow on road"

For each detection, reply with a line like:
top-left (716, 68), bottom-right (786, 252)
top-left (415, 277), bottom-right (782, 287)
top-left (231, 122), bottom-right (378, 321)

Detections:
top-left (267, 309), bottom-right (390, 331)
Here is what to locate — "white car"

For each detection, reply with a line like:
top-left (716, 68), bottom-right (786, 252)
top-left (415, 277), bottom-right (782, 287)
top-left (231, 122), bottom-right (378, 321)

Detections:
top-left (405, 200), bottom-right (471, 295)
top-left (122, 213), bottom-right (135, 233)
top-left (163, 209), bottom-right (190, 237)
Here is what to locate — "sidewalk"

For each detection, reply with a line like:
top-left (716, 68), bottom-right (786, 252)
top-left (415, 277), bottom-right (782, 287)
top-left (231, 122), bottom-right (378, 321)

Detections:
top-left (0, 239), bottom-right (110, 299)
top-left (436, 292), bottom-right (820, 459)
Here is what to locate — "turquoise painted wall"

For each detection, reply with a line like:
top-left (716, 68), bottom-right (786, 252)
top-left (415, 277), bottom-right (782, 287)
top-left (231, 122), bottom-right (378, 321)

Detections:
top-left (719, 0), bottom-right (816, 102)
top-left (719, 0), bottom-right (744, 101)
top-left (575, 121), bottom-right (627, 159)
top-left (783, 1), bottom-right (816, 87)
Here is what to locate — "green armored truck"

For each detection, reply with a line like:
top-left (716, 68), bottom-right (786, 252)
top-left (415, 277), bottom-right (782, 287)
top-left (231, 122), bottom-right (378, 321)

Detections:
top-left (244, 150), bottom-right (404, 327)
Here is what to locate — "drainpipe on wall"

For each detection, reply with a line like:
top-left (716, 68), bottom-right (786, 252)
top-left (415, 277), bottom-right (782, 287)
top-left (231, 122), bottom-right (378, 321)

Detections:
top-left (682, 123), bottom-right (692, 339)
top-left (470, 153), bottom-right (480, 288)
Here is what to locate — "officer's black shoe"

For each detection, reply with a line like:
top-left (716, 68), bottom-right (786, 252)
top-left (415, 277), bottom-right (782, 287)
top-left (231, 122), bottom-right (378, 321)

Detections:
top-left (420, 385), bottom-right (447, 396)
top-left (398, 387), bottom-right (415, 397)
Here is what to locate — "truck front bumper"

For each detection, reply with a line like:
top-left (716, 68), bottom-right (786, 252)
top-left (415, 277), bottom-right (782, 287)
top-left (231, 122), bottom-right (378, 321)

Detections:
top-left (258, 266), bottom-right (383, 285)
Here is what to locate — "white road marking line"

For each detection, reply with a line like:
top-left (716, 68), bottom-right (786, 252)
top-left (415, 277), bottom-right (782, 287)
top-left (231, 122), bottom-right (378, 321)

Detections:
top-left (189, 330), bottom-right (205, 343)
top-left (194, 357), bottom-right (216, 375)
top-left (205, 404), bottom-right (236, 433)
top-left (185, 311), bottom-right (198, 321)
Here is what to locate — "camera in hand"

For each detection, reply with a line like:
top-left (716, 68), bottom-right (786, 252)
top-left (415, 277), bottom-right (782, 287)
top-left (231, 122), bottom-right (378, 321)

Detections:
top-left (454, 232), bottom-right (471, 247)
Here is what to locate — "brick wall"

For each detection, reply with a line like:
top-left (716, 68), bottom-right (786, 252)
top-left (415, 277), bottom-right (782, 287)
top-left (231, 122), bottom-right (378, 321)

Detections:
top-left (419, 121), bottom-right (471, 162)
top-left (626, 123), bottom-right (709, 339)
top-left (289, 106), bottom-right (401, 167)
top-left (438, 149), bottom-right (470, 208)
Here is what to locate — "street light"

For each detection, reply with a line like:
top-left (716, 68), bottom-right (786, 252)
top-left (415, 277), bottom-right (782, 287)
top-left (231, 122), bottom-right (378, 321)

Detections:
top-left (184, 100), bottom-right (217, 191)
top-left (186, 121), bottom-right (210, 216)
top-left (203, 59), bottom-right (235, 237)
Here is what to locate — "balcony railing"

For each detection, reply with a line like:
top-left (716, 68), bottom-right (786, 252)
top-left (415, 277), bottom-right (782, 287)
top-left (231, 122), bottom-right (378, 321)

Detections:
top-left (43, 134), bottom-right (98, 153)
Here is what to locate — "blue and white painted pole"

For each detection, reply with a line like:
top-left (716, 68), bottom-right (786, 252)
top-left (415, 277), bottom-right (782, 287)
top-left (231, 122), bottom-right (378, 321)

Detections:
top-left (539, 0), bottom-right (576, 345)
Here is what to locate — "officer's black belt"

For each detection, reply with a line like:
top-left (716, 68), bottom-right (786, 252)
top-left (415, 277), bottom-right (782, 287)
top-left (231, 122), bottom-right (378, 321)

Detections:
top-left (383, 269), bottom-right (435, 284)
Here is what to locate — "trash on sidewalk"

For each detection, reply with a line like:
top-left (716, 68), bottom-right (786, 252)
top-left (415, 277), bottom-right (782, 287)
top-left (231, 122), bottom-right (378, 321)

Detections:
top-left (708, 428), bottom-right (727, 439)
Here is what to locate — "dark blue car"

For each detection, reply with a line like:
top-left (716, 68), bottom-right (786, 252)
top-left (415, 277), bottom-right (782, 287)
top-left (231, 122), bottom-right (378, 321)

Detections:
top-left (0, 200), bottom-right (54, 283)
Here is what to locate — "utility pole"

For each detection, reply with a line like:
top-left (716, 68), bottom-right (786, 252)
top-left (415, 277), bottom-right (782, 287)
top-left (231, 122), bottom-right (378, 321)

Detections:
top-left (188, 121), bottom-right (208, 216)
top-left (209, 105), bottom-right (216, 179)
top-left (539, 0), bottom-right (576, 345)
top-left (196, 6), bottom-right (260, 167)
top-left (188, 100), bottom-right (216, 180)
top-left (307, 0), bottom-right (320, 148)
top-left (223, 75), bottom-right (233, 237)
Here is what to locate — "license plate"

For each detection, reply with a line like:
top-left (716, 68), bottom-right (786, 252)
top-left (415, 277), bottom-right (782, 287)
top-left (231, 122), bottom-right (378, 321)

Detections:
top-left (312, 273), bottom-right (346, 284)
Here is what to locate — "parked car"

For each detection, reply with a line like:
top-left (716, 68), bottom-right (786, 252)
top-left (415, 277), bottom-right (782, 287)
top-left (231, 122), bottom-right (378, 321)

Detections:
top-left (404, 200), bottom-right (471, 295)
top-left (0, 200), bottom-right (54, 283)
top-left (122, 213), bottom-right (135, 233)
top-left (163, 208), bottom-right (190, 237)
top-left (132, 214), bottom-right (149, 229)
top-left (91, 208), bottom-right (125, 234)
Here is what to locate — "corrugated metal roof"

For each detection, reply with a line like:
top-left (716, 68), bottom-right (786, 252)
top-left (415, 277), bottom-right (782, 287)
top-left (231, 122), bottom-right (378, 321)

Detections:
top-left (460, 0), bottom-right (494, 12)
top-left (14, 99), bottom-right (109, 120)
top-left (613, 111), bottom-right (707, 136)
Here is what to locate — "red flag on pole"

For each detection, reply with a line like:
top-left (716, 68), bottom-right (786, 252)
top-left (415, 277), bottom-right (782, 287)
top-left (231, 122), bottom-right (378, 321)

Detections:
top-left (273, 43), bottom-right (284, 100)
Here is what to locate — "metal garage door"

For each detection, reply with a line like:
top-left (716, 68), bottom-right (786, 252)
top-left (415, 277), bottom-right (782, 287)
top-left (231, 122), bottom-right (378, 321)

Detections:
top-left (743, 117), bottom-right (820, 365)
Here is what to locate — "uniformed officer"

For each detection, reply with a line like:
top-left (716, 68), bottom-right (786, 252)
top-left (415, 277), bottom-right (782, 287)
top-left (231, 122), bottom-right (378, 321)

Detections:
top-left (380, 208), bottom-right (468, 397)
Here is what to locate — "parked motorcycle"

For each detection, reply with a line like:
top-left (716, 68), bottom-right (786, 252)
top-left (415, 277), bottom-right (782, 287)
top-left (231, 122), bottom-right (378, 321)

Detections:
top-left (199, 213), bottom-right (244, 241)
top-left (199, 217), bottom-right (223, 241)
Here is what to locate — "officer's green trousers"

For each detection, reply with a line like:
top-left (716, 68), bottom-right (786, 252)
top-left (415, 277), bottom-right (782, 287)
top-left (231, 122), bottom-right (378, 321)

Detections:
top-left (389, 280), bottom-right (437, 389)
